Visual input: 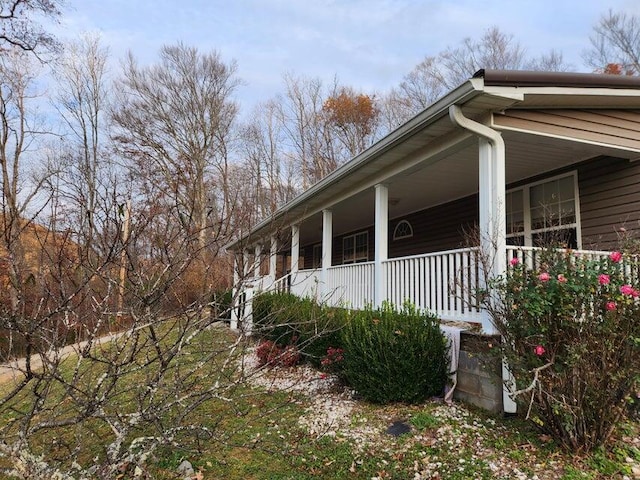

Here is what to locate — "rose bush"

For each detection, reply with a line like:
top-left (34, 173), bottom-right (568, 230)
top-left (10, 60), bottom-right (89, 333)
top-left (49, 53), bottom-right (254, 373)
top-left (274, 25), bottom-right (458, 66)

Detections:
top-left (487, 247), bottom-right (640, 452)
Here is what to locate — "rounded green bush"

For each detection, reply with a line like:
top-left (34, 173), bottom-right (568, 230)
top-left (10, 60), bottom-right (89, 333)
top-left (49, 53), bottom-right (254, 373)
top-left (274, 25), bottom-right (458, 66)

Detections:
top-left (340, 303), bottom-right (448, 404)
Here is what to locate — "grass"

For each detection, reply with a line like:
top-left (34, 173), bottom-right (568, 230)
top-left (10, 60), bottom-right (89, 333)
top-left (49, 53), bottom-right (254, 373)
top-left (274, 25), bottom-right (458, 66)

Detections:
top-left (0, 325), bottom-right (638, 479)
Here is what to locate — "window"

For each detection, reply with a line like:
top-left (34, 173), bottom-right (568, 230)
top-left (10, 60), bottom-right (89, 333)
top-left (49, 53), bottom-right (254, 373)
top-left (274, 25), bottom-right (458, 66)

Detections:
top-left (506, 172), bottom-right (580, 249)
top-left (343, 231), bottom-right (368, 264)
top-left (312, 244), bottom-right (322, 268)
top-left (393, 220), bottom-right (413, 240)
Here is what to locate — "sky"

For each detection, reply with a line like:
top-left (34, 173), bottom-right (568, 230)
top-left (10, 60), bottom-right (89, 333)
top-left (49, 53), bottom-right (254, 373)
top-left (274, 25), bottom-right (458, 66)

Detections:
top-left (53, 0), bottom-right (640, 115)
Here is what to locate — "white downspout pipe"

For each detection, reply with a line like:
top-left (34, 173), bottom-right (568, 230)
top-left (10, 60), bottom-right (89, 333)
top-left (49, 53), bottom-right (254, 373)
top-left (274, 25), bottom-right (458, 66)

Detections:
top-left (449, 104), bottom-right (517, 414)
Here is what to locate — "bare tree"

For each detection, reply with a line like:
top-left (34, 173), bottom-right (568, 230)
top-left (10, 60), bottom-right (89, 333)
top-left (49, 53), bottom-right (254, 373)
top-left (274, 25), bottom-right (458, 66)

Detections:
top-left (240, 100), bottom-right (298, 223)
top-left (0, 48), bottom-right (51, 314)
top-left (54, 33), bottom-right (112, 266)
top-left (276, 73), bottom-right (329, 188)
top-left (112, 43), bottom-right (240, 253)
top-left (385, 27), bottom-right (569, 123)
top-left (0, 0), bottom-right (62, 55)
top-left (584, 9), bottom-right (640, 75)
top-left (0, 43), bottom-right (255, 478)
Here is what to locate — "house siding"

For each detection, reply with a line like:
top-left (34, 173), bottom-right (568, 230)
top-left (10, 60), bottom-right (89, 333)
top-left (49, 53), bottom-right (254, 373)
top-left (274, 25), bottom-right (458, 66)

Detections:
top-left (388, 196), bottom-right (478, 258)
top-left (578, 156), bottom-right (640, 250)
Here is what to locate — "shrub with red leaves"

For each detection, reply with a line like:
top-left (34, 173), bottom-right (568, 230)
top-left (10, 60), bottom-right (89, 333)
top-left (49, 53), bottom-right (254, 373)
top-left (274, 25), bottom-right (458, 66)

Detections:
top-left (256, 340), bottom-right (300, 368)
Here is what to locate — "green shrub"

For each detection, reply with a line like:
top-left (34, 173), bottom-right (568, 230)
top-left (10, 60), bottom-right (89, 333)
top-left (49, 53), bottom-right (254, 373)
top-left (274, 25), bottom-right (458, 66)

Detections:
top-left (301, 307), bottom-right (349, 369)
top-left (252, 292), bottom-right (305, 345)
top-left (252, 293), bottom-right (349, 367)
top-left (340, 303), bottom-right (448, 404)
top-left (210, 289), bottom-right (232, 319)
top-left (487, 247), bottom-right (640, 452)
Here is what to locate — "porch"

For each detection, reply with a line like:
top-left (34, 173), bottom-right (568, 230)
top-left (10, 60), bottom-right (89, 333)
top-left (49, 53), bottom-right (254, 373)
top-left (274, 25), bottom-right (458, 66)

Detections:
top-left (228, 70), bottom-right (640, 336)
top-left (235, 245), bottom-right (612, 328)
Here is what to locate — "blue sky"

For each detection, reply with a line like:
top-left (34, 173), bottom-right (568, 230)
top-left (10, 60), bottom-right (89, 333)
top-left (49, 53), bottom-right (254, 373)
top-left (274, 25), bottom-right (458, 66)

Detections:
top-left (54, 0), bottom-right (640, 112)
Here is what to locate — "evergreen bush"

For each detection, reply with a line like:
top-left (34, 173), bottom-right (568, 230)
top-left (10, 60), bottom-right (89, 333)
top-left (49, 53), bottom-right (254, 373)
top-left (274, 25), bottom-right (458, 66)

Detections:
top-left (340, 303), bottom-right (448, 404)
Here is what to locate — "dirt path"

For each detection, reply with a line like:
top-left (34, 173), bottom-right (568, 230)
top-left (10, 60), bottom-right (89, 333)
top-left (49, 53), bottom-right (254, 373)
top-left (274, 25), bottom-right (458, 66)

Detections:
top-left (0, 331), bottom-right (125, 385)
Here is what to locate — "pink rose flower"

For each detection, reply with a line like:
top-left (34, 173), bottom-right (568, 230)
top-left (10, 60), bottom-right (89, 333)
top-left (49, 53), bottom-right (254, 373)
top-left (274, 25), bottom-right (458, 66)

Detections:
top-left (606, 301), bottom-right (617, 311)
top-left (538, 272), bottom-right (550, 282)
top-left (557, 274), bottom-right (567, 283)
top-left (533, 345), bottom-right (546, 356)
top-left (610, 251), bottom-right (622, 263)
top-left (598, 274), bottom-right (610, 285)
top-left (510, 257), bottom-right (520, 266)
top-left (620, 284), bottom-right (635, 296)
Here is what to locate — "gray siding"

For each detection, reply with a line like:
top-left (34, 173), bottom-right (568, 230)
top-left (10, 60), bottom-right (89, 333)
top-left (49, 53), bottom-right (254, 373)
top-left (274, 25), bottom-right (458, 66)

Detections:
top-left (388, 195), bottom-right (478, 258)
top-left (579, 156), bottom-right (640, 250)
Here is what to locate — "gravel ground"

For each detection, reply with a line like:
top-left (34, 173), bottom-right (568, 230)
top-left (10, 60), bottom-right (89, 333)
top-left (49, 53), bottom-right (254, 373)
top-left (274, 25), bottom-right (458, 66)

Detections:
top-left (244, 349), bottom-right (640, 480)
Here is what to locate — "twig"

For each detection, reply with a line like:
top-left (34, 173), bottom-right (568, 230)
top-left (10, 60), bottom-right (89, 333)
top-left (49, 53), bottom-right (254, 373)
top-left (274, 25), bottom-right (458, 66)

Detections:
top-left (509, 361), bottom-right (553, 419)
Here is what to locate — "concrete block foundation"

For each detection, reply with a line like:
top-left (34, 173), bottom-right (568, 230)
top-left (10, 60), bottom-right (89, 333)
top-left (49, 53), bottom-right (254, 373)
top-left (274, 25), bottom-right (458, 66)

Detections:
top-left (453, 331), bottom-right (503, 413)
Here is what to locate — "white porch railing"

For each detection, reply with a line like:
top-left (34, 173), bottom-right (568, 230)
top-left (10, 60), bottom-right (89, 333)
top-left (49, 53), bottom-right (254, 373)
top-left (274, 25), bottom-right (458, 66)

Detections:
top-left (383, 247), bottom-right (481, 322)
top-left (506, 246), bottom-right (611, 268)
top-left (325, 262), bottom-right (375, 309)
top-left (291, 269), bottom-right (321, 299)
top-left (241, 245), bottom-right (627, 328)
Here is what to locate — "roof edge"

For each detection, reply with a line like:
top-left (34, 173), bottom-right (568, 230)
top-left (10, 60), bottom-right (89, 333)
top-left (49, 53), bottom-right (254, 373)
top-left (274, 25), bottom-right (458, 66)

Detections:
top-left (474, 69), bottom-right (640, 88)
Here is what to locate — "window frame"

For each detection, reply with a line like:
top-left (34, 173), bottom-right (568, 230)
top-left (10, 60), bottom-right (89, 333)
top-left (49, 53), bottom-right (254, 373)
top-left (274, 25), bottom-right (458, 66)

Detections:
top-left (342, 231), bottom-right (369, 264)
top-left (392, 219), bottom-right (414, 240)
top-left (506, 171), bottom-right (582, 249)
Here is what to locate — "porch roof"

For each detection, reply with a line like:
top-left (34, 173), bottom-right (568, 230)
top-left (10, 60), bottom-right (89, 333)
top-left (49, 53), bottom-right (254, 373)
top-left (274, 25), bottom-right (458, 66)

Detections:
top-left (228, 69), bottom-right (640, 251)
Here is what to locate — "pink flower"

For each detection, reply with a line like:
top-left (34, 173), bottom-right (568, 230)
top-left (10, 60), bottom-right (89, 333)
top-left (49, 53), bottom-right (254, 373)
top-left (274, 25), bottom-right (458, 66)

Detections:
top-left (319, 373), bottom-right (327, 379)
top-left (538, 272), bottom-right (550, 282)
top-left (598, 274), bottom-right (610, 285)
top-left (606, 301), bottom-right (617, 311)
top-left (533, 345), bottom-right (546, 356)
top-left (620, 284), bottom-right (635, 296)
top-left (609, 251), bottom-right (622, 263)
top-left (510, 257), bottom-right (520, 266)
top-left (557, 274), bottom-right (567, 283)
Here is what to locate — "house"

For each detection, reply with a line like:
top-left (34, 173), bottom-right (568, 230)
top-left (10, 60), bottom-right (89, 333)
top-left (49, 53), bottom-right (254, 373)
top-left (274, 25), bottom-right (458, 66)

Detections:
top-left (227, 69), bottom-right (640, 411)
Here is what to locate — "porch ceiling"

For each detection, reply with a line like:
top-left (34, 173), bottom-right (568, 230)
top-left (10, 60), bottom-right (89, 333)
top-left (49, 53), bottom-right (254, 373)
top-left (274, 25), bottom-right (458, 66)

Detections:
top-left (297, 128), bottom-right (637, 246)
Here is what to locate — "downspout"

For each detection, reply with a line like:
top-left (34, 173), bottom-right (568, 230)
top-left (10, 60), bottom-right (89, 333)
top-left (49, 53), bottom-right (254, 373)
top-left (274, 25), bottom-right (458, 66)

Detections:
top-left (449, 104), bottom-right (517, 414)
top-left (448, 105), bottom-right (504, 160)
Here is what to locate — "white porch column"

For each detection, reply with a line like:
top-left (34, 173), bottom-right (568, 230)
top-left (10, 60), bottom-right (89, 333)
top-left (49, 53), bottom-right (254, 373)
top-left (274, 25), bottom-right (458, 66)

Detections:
top-left (242, 248), bottom-right (250, 279)
top-left (478, 138), bottom-right (506, 335)
top-left (322, 209), bottom-right (333, 300)
top-left (450, 105), bottom-right (514, 414)
top-left (254, 244), bottom-right (262, 279)
top-left (479, 136), bottom-right (515, 414)
top-left (291, 224), bottom-right (300, 276)
top-left (374, 184), bottom-right (389, 307)
top-left (269, 235), bottom-right (277, 285)
top-left (230, 252), bottom-right (240, 330)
